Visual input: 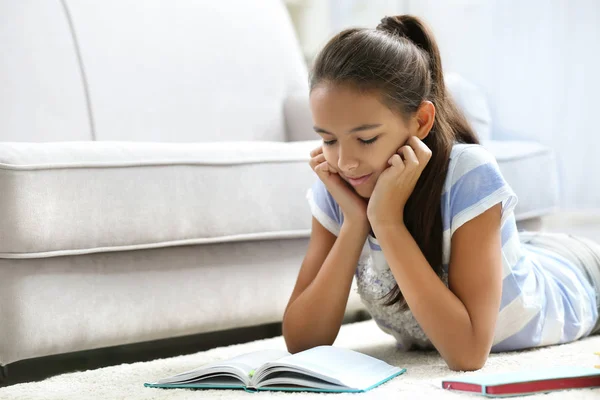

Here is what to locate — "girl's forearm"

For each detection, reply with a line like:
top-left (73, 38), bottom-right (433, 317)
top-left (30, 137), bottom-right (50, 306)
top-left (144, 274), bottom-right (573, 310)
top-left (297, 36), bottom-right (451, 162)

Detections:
top-left (282, 222), bottom-right (369, 353)
top-left (372, 222), bottom-right (488, 371)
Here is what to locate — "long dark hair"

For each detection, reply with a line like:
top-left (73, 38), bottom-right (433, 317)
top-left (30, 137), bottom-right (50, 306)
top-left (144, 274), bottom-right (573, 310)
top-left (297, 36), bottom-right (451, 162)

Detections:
top-left (309, 15), bottom-right (479, 309)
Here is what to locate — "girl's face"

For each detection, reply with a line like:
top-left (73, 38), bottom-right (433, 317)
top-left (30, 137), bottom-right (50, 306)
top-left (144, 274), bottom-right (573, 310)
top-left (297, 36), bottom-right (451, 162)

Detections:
top-left (310, 83), bottom-right (415, 198)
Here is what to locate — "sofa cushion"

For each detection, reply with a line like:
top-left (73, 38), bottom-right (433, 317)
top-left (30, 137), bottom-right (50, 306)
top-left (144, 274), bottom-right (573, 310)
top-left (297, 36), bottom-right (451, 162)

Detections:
top-left (445, 72), bottom-right (492, 141)
top-left (62, 0), bottom-right (308, 143)
top-left (0, 141), bottom-right (317, 259)
top-left (0, 140), bottom-right (557, 259)
top-left (0, 1), bottom-right (92, 141)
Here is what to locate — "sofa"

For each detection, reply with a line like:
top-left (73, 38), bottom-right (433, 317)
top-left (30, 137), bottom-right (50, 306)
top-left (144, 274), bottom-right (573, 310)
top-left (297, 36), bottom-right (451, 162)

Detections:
top-left (0, 0), bottom-right (559, 375)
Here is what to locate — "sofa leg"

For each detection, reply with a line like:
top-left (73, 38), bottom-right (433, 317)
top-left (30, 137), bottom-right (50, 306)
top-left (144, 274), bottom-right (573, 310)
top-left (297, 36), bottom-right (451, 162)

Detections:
top-left (0, 364), bottom-right (7, 384)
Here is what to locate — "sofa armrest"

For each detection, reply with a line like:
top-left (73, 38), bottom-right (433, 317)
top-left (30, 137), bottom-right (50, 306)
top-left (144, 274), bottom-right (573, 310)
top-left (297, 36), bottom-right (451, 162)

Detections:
top-left (284, 92), bottom-right (315, 142)
top-left (482, 139), bottom-right (560, 221)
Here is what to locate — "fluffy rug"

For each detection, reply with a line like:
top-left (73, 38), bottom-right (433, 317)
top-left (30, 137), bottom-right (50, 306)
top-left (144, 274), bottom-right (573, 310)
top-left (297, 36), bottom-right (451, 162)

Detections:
top-left (1, 320), bottom-right (599, 399)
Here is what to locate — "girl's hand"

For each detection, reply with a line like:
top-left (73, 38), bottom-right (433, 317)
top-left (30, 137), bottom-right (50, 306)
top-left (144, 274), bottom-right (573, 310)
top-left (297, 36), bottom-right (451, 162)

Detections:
top-left (309, 145), bottom-right (369, 228)
top-left (367, 136), bottom-right (432, 228)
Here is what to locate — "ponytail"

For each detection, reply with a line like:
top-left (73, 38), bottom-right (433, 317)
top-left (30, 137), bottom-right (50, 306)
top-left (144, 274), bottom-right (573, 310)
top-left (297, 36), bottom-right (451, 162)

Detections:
top-left (377, 16), bottom-right (446, 100)
top-left (376, 15), bottom-right (477, 145)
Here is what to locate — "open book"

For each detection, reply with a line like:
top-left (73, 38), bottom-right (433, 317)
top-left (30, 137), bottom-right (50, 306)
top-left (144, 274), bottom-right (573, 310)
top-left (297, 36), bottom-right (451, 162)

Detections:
top-left (144, 345), bottom-right (405, 393)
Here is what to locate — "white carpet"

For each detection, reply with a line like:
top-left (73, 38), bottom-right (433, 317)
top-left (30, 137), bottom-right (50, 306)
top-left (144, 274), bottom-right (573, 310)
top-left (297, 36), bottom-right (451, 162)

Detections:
top-left (1, 320), bottom-right (599, 399)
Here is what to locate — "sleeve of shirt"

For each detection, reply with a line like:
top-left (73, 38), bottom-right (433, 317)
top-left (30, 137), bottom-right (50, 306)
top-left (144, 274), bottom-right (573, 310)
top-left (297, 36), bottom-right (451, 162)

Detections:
top-left (444, 145), bottom-right (519, 238)
top-left (306, 179), bottom-right (344, 236)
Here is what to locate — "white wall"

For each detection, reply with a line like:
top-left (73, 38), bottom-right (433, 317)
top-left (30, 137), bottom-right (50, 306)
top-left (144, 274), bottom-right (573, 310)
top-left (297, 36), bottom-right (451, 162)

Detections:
top-left (285, 0), bottom-right (600, 210)
top-left (407, 0), bottom-right (600, 210)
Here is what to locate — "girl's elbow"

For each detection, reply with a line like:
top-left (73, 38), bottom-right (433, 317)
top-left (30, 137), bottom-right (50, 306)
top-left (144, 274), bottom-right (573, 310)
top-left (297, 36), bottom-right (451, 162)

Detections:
top-left (446, 351), bottom-right (489, 372)
top-left (285, 342), bottom-right (305, 355)
top-left (283, 329), bottom-right (310, 354)
top-left (282, 326), bottom-right (304, 354)
top-left (283, 331), bottom-right (333, 354)
top-left (282, 324), bottom-right (317, 354)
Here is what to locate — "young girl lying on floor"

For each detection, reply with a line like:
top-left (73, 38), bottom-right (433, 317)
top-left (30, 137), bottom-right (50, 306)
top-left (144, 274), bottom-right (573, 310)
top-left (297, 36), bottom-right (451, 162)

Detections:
top-left (282, 14), bottom-right (600, 371)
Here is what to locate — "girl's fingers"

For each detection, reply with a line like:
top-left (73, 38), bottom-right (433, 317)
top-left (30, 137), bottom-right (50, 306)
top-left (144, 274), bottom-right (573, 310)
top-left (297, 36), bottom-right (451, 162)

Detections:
top-left (388, 153), bottom-right (404, 169)
top-left (388, 153), bottom-right (399, 165)
top-left (316, 161), bottom-right (336, 175)
top-left (399, 145), bottom-right (419, 167)
top-left (309, 153), bottom-right (326, 170)
top-left (316, 160), bottom-right (339, 175)
top-left (407, 136), bottom-right (432, 162)
top-left (310, 146), bottom-right (323, 158)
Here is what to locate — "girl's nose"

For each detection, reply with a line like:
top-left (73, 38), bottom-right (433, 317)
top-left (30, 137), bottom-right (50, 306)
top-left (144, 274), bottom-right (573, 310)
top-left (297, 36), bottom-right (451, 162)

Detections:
top-left (337, 148), bottom-right (359, 173)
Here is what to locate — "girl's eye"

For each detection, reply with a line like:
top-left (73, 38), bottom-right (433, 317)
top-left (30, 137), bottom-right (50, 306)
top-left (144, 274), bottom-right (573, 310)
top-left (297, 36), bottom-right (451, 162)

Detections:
top-left (360, 137), bottom-right (378, 145)
top-left (323, 136), bottom-right (378, 146)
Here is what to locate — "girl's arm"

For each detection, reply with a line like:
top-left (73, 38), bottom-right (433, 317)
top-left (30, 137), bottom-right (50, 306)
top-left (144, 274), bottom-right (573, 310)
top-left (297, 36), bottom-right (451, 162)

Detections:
top-left (373, 203), bottom-right (503, 371)
top-left (283, 218), bottom-right (370, 353)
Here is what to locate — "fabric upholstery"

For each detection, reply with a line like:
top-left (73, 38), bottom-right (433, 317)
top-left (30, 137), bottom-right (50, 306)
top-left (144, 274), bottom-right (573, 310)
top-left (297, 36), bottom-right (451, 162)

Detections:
top-left (0, 238), bottom-right (365, 365)
top-left (284, 92), bottom-right (315, 142)
top-left (445, 72), bottom-right (492, 141)
top-left (0, 139), bottom-right (557, 259)
top-left (0, 140), bottom-right (316, 258)
top-left (481, 139), bottom-right (559, 219)
top-left (62, 0), bottom-right (308, 142)
top-left (0, 1), bottom-right (91, 141)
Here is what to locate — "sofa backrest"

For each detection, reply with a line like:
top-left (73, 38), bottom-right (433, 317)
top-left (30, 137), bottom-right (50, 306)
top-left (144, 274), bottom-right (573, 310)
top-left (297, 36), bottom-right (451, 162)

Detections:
top-left (0, 0), bottom-right (308, 143)
top-left (0, 1), bottom-right (93, 141)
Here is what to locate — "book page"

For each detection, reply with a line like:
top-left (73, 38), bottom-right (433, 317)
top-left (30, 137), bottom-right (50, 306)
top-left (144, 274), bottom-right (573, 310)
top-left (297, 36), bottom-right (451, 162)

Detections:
top-left (257, 372), bottom-right (349, 391)
top-left (218, 349), bottom-right (292, 377)
top-left (156, 349), bottom-right (291, 385)
top-left (257, 346), bottom-right (403, 390)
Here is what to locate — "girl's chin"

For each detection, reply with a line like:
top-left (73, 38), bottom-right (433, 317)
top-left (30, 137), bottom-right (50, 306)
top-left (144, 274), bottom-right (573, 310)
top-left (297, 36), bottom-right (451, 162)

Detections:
top-left (344, 177), bottom-right (376, 198)
top-left (353, 185), bottom-right (373, 199)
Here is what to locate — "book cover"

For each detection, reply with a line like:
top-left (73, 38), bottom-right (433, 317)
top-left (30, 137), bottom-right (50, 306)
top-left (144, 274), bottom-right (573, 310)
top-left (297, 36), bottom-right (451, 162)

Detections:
top-left (442, 366), bottom-right (600, 397)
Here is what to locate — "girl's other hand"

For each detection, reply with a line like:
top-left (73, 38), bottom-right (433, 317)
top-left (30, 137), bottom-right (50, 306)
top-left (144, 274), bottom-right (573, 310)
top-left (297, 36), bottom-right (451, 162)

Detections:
top-left (367, 136), bottom-right (432, 227)
top-left (309, 145), bottom-right (369, 229)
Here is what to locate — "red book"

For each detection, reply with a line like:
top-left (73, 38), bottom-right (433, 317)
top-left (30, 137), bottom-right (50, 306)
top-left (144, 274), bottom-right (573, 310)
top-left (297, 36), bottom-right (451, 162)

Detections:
top-left (442, 367), bottom-right (600, 397)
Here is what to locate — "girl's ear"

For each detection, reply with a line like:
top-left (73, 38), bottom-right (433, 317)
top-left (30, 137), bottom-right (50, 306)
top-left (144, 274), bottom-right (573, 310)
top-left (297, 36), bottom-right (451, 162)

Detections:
top-left (413, 101), bottom-right (435, 140)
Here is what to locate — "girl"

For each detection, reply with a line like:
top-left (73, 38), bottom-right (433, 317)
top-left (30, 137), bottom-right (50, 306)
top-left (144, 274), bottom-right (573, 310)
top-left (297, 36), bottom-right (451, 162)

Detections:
top-left (282, 15), bottom-right (600, 371)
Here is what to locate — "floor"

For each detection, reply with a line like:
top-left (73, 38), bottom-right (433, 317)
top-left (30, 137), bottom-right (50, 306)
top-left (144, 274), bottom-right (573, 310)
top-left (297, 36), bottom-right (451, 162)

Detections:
top-left (1, 211), bottom-right (599, 388)
top-left (2, 319), bottom-right (599, 400)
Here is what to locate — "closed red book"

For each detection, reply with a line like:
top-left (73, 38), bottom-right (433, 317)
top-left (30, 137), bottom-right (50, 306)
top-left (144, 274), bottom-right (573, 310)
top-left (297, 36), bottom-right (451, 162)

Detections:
top-left (441, 367), bottom-right (600, 397)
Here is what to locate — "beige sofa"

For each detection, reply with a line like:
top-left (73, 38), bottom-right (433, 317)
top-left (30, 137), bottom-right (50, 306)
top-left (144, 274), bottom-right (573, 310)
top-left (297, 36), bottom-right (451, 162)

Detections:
top-left (0, 0), bottom-right (558, 376)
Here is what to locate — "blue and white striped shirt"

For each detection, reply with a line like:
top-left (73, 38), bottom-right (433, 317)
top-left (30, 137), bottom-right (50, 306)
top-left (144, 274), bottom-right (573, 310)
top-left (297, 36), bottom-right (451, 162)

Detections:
top-left (306, 143), bottom-right (597, 352)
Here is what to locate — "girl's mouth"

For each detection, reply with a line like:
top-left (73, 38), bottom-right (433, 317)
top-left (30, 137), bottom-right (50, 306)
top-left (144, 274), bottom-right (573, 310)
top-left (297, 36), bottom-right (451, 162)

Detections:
top-left (346, 174), bottom-right (372, 186)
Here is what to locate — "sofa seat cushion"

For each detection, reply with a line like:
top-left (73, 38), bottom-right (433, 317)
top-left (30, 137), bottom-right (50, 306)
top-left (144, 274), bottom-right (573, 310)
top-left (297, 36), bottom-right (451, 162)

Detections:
top-left (0, 141), bottom-right (318, 259)
top-left (0, 140), bottom-right (558, 259)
